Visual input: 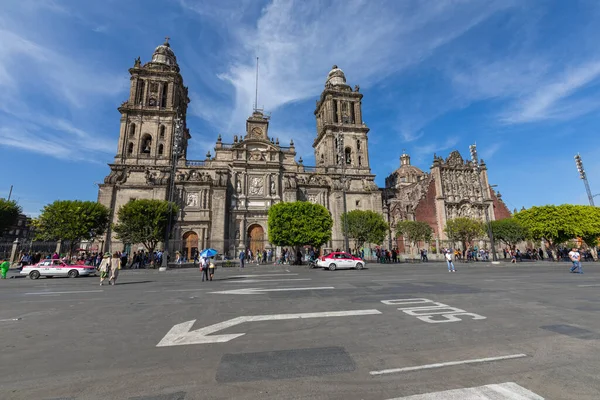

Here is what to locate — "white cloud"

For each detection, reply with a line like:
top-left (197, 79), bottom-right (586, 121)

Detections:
top-left (413, 136), bottom-right (459, 156)
top-left (182, 0), bottom-right (514, 134)
top-left (503, 60), bottom-right (600, 123)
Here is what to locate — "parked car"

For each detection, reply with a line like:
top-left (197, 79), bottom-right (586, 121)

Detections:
top-left (21, 259), bottom-right (97, 279)
top-left (317, 252), bottom-right (365, 271)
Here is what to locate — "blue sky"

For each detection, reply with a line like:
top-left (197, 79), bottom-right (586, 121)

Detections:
top-left (1, 0), bottom-right (600, 216)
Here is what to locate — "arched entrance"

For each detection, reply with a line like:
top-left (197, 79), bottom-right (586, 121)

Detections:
top-left (183, 231), bottom-right (199, 261)
top-left (247, 224), bottom-right (265, 258)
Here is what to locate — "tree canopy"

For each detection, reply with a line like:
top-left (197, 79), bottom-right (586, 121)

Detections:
top-left (34, 200), bottom-right (110, 253)
top-left (490, 218), bottom-right (528, 249)
top-left (341, 210), bottom-right (388, 248)
top-left (444, 217), bottom-right (484, 250)
top-left (396, 220), bottom-right (433, 252)
top-left (113, 199), bottom-right (178, 254)
top-left (268, 201), bottom-right (332, 247)
top-left (514, 204), bottom-right (600, 248)
top-left (0, 198), bottom-right (22, 237)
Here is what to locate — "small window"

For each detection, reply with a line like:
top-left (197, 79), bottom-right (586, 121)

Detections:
top-left (344, 148), bottom-right (352, 165)
top-left (356, 139), bottom-right (361, 151)
top-left (129, 123), bottom-right (136, 137)
top-left (158, 144), bottom-right (164, 156)
top-left (358, 156), bottom-right (362, 166)
top-left (159, 125), bottom-right (166, 138)
top-left (127, 142), bottom-right (134, 155)
top-left (355, 200), bottom-right (360, 207)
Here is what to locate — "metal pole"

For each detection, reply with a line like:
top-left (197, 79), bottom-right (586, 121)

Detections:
top-left (575, 154), bottom-right (595, 206)
top-left (337, 128), bottom-right (350, 253)
top-left (470, 144), bottom-right (498, 261)
top-left (7, 185), bottom-right (13, 201)
top-left (160, 117), bottom-right (182, 271)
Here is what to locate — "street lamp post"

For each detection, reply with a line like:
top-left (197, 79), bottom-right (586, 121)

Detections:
top-left (336, 128), bottom-right (350, 253)
top-left (469, 144), bottom-right (498, 262)
top-left (574, 154), bottom-right (595, 206)
top-left (159, 116), bottom-right (185, 272)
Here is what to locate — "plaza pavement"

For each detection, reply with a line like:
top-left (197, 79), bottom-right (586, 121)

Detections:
top-left (0, 261), bottom-right (598, 399)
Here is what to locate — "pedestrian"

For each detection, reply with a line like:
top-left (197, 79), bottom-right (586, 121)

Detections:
top-left (98, 252), bottom-right (111, 286)
top-left (109, 252), bottom-right (121, 285)
top-left (445, 250), bottom-right (456, 272)
top-left (568, 247), bottom-right (583, 274)
top-left (208, 259), bottom-right (215, 281)
top-left (239, 249), bottom-right (245, 268)
top-left (1, 257), bottom-right (11, 279)
top-left (200, 257), bottom-right (209, 281)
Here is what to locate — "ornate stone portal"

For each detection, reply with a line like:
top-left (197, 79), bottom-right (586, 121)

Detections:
top-left (384, 150), bottom-right (511, 242)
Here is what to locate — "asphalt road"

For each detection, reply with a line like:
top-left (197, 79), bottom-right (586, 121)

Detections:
top-left (1, 261), bottom-right (598, 400)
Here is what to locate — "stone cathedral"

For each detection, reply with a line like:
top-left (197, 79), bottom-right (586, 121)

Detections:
top-left (98, 40), bottom-right (381, 258)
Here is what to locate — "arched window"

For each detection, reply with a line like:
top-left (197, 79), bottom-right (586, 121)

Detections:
top-left (141, 134), bottom-right (152, 154)
top-left (358, 155), bottom-right (362, 166)
top-left (344, 147), bottom-right (352, 165)
top-left (356, 139), bottom-right (361, 151)
top-left (158, 144), bottom-right (164, 156)
top-left (159, 125), bottom-right (166, 139)
top-left (320, 153), bottom-right (325, 164)
top-left (129, 123), bottom-right (136, 137)
top-left (127, 142), bottom-right (134, 155)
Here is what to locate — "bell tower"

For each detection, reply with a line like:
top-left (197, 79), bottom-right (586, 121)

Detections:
top-left (313, 65), bottom-right (370, 173)
top-left (114, 38), bottom-right (190, 166)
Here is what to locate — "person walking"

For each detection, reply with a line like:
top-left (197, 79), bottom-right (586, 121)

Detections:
top-left (569, 247), bottom-right (583, 274)
top-left (98, 252), bottom-right (111, 286)
top-left (239, 249), bottom-right (245, 268)
top-left (200, 257), bottom-right (209, 282)
top-left (208, 259), bottom-right (215, 281)
top-left (109, 252), bottom-right (121, 285)
top-left (445, 250), bottom-right (456, 272)
top-left (1, 258), bottom-right (11, 279)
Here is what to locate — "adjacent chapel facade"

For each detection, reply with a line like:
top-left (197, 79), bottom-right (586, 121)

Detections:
top-left (98, 40), bottom-right (381, 258)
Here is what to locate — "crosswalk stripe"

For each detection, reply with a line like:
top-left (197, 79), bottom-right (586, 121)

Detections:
top-left (386, 382), bottom-right (544, 399)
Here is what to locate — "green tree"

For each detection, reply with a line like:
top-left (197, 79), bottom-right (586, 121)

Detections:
top-left (395, 220), bottom-right (433, 254)
top-left (515, 204), bottom-right (600, 258)
top-left (113, 199), bottom-right (179, 255)
top-left (0, 198), bottom-right (22, 237)
top-left (268, 202), bottom-right (333, 249)
top-left (341, 210), bottom-right (388, 248)
top-left (34, 200), bottom-right (110, 254)
top-left (490, 218), bottom-right (528, 250)
top-left (444, 217), bottom-right (484, 251)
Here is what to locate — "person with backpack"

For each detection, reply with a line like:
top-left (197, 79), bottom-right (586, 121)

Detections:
top-left (208, 259), bottom-right (215, 281)
top-left (200, 257), bottom-right (209, 282)
top-left (98, 252), bottom-right (111, 286)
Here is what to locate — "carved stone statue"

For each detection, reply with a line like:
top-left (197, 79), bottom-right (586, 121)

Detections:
top-left (186, 193), bottom-right (198, 207)
top-left (249, 177), bottom-right (264, 195)
top-left (270, 178), bottom-right (276, 195)
top-left (236, 180), bottom-right (242, 193)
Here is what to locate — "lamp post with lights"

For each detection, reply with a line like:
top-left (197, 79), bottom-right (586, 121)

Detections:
top-left (574, 154), bottom-right (595, 207)
top-left (469, 144), bottom-right (498, 262)
top-left (159, 115), bottom-right (185, 271)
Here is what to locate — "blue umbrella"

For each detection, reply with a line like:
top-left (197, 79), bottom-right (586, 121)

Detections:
top-left (199, 248), bottom-right (218, 258)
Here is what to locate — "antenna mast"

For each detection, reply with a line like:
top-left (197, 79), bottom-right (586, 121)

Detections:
top-left (254, 57), bottom-right (259, 111)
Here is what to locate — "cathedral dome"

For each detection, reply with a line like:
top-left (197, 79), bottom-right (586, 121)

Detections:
top-left (386, 151), bottom-right (426, 188)
top-left (151, 38), bottom-right (178, 67)
top-left (326, 65), bottom-right (347, 86)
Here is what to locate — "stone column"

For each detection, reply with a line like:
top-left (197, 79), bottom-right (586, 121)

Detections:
top-left (55, 240), bottom-right (62, 255)
top-left (10, 239), bottom-right (20, 264)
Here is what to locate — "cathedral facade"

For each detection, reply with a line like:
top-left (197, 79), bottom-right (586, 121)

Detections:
top-left (98, 40), bottom-right (381, 258)
top-left (384, 150), bottom-right (511, 243)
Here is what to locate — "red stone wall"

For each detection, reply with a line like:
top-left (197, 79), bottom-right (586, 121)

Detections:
top-left (414, 179), bottom-right (440, 236)
top-left (490, 191), bottom-right (512, 220)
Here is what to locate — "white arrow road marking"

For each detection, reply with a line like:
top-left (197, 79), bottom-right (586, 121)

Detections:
top-left (210, 286), bottom-right (335, 295)
top-left (157, 309), bottom-right (382, 347)
top-left (227, 278), bottom-right (311, 284)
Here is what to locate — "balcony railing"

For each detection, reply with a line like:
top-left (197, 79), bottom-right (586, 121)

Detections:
top-left (186, 160), bottom-right (206, 167)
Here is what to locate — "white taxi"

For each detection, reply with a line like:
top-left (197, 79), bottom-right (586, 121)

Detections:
top-left (21, 259), bottom-right (97, 279)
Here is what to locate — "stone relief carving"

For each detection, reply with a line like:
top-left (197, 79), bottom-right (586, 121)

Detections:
top-left (249, 176), bottom-right (264, 195)
top-left (249, 150), bottom-right (265, 161)
top-left (144, 168), bottom-right (169, 185)
top-left (284, 174), bottom-right (297, 189)
top-left (105, 168), bottom-right (129, 184)
top-left (186, 193), bottom-right (198, 207)
top-left (177, 170), bottom-right (212, 183)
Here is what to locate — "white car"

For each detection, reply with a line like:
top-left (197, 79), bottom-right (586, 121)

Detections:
top-left (316, 252), bottom-right (365, 271)
top-left (21, 259), bottom-right (97, 279)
